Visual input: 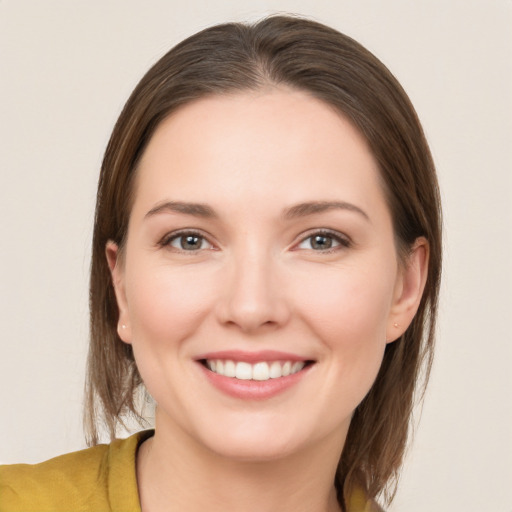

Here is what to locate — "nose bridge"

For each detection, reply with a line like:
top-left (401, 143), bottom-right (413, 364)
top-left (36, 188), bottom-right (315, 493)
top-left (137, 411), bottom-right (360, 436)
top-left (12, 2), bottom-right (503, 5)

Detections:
top-left (219, 238), bottom-right (288, 332)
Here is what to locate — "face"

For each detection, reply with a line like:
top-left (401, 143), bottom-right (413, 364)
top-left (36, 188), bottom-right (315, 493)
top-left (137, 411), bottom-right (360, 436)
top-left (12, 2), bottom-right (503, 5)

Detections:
top-left (108, 89), bottom-right (426, 462)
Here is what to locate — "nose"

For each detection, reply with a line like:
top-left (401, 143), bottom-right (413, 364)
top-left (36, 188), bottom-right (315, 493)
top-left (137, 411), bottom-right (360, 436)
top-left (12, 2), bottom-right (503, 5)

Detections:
top-left (215, 246), bottom-right (290, 333)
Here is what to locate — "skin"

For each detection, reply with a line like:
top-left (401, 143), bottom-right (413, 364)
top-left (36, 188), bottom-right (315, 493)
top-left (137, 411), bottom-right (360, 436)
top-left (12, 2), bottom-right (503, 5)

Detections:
top-left (107, 88), bottom-right (428, 512)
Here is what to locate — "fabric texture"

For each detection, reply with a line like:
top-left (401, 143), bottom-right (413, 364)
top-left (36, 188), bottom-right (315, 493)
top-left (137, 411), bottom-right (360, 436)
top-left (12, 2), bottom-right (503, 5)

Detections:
top-left (0, 430), bottom-right (382, 511)
top-left (0, 431), bottom-right (151, 512)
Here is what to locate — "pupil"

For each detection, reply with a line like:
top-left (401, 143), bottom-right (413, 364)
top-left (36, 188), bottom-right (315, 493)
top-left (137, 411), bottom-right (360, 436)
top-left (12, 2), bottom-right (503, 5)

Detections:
top-left (312, 235), bottom-right (332, 250)
top-left (182, 235), bottom-right (201, 250)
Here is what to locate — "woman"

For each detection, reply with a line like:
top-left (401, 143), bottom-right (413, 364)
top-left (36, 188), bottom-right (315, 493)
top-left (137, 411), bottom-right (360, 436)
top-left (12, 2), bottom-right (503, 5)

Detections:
top-left (0, 15), bottom-right (441, 512)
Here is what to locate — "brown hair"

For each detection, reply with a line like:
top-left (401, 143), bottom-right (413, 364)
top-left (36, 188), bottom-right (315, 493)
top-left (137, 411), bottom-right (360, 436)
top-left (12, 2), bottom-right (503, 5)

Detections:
top-left (85, 14), bottom-right (441, 509)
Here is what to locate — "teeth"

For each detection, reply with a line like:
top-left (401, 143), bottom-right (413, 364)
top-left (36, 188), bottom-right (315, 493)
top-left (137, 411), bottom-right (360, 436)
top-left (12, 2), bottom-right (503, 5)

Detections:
top-left (291, 361), bottom-right (303, 374)
top-left (269, 361), bottom-right (282, 378)
top-left (252, 362), bottom-right (269, 381)
top-left (235, 362), bottom-right (252, 380)
top-left (205, 359), bottom-right (306, 381)
top-left (224, 360), bottom-right (236, 377)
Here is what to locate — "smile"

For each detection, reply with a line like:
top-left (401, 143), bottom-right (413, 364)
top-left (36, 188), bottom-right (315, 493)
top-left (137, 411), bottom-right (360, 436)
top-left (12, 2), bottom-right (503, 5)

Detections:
top-left (205, 359), bottom-right (306, 381)
top-left (197, 351), bottom-right (315, 400)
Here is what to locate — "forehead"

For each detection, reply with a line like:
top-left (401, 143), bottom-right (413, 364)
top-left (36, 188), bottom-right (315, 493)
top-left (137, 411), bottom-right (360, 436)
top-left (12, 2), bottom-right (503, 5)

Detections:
top-left (132, 89), bottom-right (385, 218)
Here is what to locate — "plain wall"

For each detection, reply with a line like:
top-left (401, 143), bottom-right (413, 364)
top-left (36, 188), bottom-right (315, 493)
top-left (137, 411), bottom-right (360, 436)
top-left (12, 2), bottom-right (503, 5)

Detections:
top-left (1, 1), bottom-right (511, 510)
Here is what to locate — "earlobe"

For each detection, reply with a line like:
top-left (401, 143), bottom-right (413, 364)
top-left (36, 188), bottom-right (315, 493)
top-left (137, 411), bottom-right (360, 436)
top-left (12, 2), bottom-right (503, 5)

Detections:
top-left (106, 241), bottom-right (132, 344)
top-left (387, 237), bottom-right (429, 343)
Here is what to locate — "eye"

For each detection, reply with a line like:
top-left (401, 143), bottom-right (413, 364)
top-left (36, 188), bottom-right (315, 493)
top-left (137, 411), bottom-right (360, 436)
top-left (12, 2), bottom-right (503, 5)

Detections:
top-left (163, 231), bottom-right (214, 252)
top-left (296, 231), bottom-right (350, 251)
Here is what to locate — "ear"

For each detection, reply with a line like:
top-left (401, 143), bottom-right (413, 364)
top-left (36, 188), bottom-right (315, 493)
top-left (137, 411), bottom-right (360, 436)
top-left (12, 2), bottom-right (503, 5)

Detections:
top-left (386, 237), bottom-right (429, 343)
top-left (106, 240), bottom-right (132, 344)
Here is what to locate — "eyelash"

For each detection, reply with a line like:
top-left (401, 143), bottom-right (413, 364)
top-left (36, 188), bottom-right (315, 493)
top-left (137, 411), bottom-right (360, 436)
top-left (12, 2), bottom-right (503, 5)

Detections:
top-left (158, 230), bottom-right (214, 253)
top-left (295, 229), bottom-right (351, 253)
top-left (158, 229), bottom-right (351, 254)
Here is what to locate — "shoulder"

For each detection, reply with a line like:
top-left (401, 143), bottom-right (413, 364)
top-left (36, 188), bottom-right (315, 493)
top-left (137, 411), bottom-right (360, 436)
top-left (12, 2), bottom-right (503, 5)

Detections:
top-left (347, 486), bottom-right (386, 512)
top-left (0, 430), bottom-right (152, 512)
top-left (0, 443), bottom-right (110, 511)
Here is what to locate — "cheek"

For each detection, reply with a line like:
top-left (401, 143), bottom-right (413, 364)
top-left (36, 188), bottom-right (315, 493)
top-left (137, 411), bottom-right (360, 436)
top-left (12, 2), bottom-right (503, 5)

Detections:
top-left (123, 262), bottom-right (219, 409)
top-left (125, 262), bottom-right (217, 346)
top-left (294, 263), bottom-right (395, 342)
top-left (293, 264), bottom-right (395, 398)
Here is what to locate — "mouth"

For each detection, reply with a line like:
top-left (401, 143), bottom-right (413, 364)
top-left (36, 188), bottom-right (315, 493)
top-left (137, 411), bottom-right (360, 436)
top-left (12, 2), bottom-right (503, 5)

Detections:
top-left (200, 359), bottom-right (315, 381)
top-left (195, 350), bottom-right (316, 399)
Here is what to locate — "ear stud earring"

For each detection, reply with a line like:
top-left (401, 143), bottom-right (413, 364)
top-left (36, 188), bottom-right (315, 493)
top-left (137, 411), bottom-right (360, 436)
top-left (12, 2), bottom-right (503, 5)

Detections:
top-left (122, 324), bottom-right (127, 329)
top-left (393, 322), bottom-right (399, 328)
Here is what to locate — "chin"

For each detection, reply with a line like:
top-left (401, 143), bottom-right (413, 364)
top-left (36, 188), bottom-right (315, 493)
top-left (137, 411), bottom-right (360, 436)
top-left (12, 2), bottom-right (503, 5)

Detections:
top-left (206, 435), bottom-right (303, 462)
top-left (191, 413), bottom-right (337, 463)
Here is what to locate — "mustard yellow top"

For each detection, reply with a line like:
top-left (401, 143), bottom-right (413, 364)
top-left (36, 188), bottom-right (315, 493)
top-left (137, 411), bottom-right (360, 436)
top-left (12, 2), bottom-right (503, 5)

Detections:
top-left (0, 431), bottom-right (382, 512)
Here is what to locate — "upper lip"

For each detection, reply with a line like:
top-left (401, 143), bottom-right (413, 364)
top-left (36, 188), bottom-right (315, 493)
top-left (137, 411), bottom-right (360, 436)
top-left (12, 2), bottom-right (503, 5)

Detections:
top-left (195, 350), bottom-right (313, 364)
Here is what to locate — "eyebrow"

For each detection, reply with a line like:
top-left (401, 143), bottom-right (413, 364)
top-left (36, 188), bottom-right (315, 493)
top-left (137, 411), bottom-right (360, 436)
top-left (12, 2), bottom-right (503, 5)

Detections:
top-left (145, 200), bottom-right (369, 222)
top-left (145, 201), bottom-right (218, 219)
top-left (283, 201), bottom-right (370, 222)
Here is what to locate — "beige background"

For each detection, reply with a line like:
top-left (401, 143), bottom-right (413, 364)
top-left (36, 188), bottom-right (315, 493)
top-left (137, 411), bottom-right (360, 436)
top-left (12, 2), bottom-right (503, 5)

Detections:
top-left (1, 1), bottom-right (511, 510)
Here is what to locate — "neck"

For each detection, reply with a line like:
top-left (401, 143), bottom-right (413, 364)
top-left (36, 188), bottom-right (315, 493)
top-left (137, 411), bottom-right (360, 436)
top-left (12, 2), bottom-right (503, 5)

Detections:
top-left (136, 417), bottom-right (345, 512)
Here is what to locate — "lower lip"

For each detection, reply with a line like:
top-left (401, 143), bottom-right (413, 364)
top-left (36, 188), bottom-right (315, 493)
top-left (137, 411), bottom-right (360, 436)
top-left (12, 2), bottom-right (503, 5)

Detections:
top-left (198, 362), bottom-right (313, 400)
